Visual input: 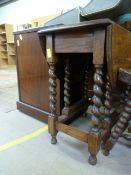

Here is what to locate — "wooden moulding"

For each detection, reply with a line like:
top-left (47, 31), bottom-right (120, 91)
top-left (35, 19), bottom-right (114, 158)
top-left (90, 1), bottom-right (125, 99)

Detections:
top-left (17, 101), bottom-right (49, 122)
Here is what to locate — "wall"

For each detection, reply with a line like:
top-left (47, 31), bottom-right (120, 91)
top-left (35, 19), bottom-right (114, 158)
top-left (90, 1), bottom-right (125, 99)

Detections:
top-left (0, 0), bottom-right (90, 31)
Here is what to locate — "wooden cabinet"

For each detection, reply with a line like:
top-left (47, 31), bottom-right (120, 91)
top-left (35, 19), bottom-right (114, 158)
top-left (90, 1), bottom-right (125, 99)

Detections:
top-left (14, 28), bottom-right (60, 122)
top-left (0, 23), bottom-right (16, 66)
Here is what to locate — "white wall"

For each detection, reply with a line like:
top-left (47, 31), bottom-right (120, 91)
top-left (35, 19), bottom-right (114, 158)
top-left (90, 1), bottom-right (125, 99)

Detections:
top-left (0, 0), bottom-right (90, 31)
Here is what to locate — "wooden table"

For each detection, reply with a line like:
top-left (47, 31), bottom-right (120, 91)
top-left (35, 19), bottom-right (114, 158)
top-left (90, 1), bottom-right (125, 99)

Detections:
top-left (38, 19), bottom-right (131, 165)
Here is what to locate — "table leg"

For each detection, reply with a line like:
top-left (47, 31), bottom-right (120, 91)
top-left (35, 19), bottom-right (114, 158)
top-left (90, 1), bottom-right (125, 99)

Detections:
top-left (83, 67), bottom-right (89, 117)
top-left (62, 58), bottom-right (70, 116)
top-left (103, 86), bottom-right (131, 155)
top-left (83, 67), bottom-right (89, 100)
top-left (101, 75), bottom-right (113, 151)
top-left (48, 62), bottom-right (57, 144)
top-left (88, 64), bottom-right (104, 165)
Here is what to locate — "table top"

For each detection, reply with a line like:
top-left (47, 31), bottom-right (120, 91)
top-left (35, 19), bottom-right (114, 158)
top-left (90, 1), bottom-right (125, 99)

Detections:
top-left (38, 18), bottom-right (113, 34)
top-left (38, 18), bottom-right (131, 90)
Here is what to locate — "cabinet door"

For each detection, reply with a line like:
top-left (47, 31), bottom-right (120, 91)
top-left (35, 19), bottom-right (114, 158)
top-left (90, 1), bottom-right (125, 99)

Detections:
top-left (15, 32), bottom-right (60, 114)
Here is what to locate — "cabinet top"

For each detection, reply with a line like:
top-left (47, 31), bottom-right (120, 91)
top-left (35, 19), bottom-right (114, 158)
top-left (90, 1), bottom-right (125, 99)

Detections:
top-left (13, 26), bottom-right (43, 35)
top-left (13, 24), bottom-right (63, 35)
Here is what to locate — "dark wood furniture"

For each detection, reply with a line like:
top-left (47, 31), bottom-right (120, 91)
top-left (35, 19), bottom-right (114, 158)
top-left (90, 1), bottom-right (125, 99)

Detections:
top-left (14, 27), bottom-right (61, 122)
top-left (103, 68), bottom-right (131, 155)
top-left (14, 27), bottom-right (85, 122)
top-left (38, 19), bottom-right (131, 165)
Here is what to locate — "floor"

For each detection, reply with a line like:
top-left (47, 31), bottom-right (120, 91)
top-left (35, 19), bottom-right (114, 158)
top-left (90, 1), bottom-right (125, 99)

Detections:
top-left (0, 66), bottom-right (130, 175)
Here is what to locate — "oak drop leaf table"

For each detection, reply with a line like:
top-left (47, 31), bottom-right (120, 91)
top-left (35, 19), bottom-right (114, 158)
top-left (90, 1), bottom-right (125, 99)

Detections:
top-left (38, 19), bottom-right (131, 165)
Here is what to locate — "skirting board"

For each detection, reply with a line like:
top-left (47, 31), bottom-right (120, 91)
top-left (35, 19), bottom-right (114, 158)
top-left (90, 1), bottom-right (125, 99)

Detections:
top-left (17, 101), bottom-right (50, 123)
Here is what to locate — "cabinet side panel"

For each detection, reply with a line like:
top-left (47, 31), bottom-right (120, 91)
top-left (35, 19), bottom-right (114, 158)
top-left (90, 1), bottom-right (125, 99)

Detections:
top-left (15, 31), bottom-right (60, 114)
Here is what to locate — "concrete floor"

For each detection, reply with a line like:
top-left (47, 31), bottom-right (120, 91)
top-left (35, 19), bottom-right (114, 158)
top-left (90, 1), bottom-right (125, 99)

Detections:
top-left (0, 66), bottom-right (130, 175)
